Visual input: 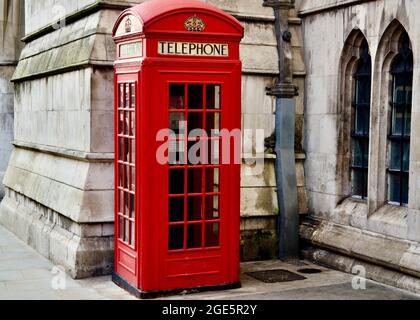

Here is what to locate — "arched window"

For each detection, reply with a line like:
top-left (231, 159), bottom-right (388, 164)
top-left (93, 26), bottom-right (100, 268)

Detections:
top-left (351, 39), bottom-right (371, 199)
top-left (388, 32), bottom-right (413, 206)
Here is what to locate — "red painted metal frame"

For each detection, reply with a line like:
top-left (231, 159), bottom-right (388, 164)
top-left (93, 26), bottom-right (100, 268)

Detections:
top-left (113, 0), bottom-right (244, 295)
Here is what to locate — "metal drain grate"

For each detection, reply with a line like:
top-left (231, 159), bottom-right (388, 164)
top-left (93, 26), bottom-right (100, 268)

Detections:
top-left (246, 269), bottom-right (307, 283)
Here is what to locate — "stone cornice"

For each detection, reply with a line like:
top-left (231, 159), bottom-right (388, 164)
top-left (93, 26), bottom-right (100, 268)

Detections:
top-left (22, 0), bottom-right (131, 43)
top-left (298, 0), bottom-right (375, 17)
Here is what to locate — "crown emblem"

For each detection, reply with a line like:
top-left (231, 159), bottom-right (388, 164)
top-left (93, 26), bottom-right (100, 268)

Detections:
top-left (184, 15), bottom-right (205, 32)
top-left (125, 17), bottom-right (132, 33)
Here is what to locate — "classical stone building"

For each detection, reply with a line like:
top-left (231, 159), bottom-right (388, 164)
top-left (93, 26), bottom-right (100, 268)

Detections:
top-left (0, 0), bottom-right (307, 279)
top-left (299, 0), bottom-right (420, 293)
top-left (2, 0), bottom-right (420, 295)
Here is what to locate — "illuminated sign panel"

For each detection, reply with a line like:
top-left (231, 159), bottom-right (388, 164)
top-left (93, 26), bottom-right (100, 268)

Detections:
top-left (120, 42), bottom-right (143, 58)
top-left (158, 41), bottom-right (229, 57)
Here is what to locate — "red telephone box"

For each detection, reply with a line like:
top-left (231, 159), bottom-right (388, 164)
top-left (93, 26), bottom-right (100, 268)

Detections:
top-left (112, 0), bottom-right (244, 298)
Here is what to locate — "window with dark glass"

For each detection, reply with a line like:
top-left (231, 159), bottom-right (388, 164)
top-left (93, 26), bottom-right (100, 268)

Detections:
top-left (351, 40), bottom-right (372, 199)
top-left (388, 32), bottom-right (413, 206)
top-left (168, 83), bottom-right (222, 251)
top-left (117, 82), bottom-right (136, 247)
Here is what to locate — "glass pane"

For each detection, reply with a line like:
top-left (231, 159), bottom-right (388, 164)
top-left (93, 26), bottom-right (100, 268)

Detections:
top-left (123, 138), bottom-right (130, 162)
top-left (169, 225), bottom-right (184, 250)
top-left (119, 84), bottom-right (124, 109)
top-left (388, 173), bottom-right (401, 204)
top-left (205, 168), bottom-right (220, 193)
top-left (187, 140), bottom-right (205, 165)
top-left (119, 190), bottom-right (124, 214)
top-left (125, 219), bottom-right (129, 243)
top-left (131, 166), bottom-right (135, 189)
top-left (187, 224), bottom-right (202, 249)
top-left (403, 142), bottom-right (410, 172)
top-left (206, 85), bottom-right (221, 110)
top-left (352, 140), bottom-right (363, 167)
top-left (169, 112), bottom-right (185, 137)
top-left (389, 142), bottom-right (402, 171)
top-left (352, 170), bottom-right (364, 198)
top-left (129, 193), bottom-right (135, 218)
top-left (118, 111), bottom-right (124, 135)
top-left (119, 216), bottom-right (123, 240)
top-left (188, 168), bottom-right (203, 194)
top-left (188, 84), bottom-right (204, 109)
top-left (169, 197), bottom-right (184, 222)
top-left (206, 112), bottom-right (221, 137)
top-left (393, 75), bottom-right (406, 104)
top-left (205, 196), bottom-right (220, 220)
top-left (130, 111), bottom-right (135, 137)
top-left (187, 196), bottom-right (202, 221)
top-left (131, 141), bottom-right (136, 164)
top-left (127, 137), bottom-right (132, 164)
top-left (188, 112), bottom-right (204, 136)
top-left (125, 165), bottom-right (130, 190)
top-left (118, 164), bottom-right (124, 187)
top-left (125, 84), bottom-right (130, 109)
top-left (355, 76), bottom-right (371, 104)
top-left (391, 104), bottom-right (404, 135)
top-left (405, 106), bottom-right (411, 136)
top-left (208, 139), bottom-right (220, 165)
top-left (406, 86), bottom-right (412, 105)
top-left (170, 84), bottom-right (185, 109)
top-left (169, 169), bottom-right (185, 195)
top-left (118, 138), bottom-right (123, 161)
top-left (355, 107), bottom-right (369, 135)
top-left (205, 223), bottom-right (220, 247)
top-left (130, 222), bottom-right (135, 247)
top-left (169, 140), bottom-right (185, 166)
top-left (131, 84), bottom-right (135, 109)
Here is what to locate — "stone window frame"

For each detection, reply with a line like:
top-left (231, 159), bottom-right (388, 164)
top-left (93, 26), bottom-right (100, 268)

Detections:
top-left (369, 20), bottom-right (417, 215)
top-left (337, 29), bottom-right (371, 201)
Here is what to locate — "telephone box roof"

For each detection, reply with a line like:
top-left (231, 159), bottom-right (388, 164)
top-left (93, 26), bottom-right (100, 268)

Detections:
top-left (113, 0), bottom-right (244, 37)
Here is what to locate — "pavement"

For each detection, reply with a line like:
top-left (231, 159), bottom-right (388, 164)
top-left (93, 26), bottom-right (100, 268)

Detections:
top-left (0, 224), bottom-right (419, 300)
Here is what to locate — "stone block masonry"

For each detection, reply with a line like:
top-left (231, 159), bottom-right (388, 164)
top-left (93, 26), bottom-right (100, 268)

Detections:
top-left (0, 0), bottom-right (308, 278)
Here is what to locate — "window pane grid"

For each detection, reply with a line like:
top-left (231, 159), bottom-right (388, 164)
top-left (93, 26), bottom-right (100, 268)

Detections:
top-left (351, 40), bottom-right (371, 200)
top-left (117, 82), bottom-right (137, 248)
top-left (387, 32), bottom-right (412, 206)
top-left (168, 83), bottom-right (222, 252)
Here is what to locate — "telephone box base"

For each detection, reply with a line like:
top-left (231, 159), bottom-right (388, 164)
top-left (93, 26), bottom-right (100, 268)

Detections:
top-left (112, 273), bottom-right (241, 299)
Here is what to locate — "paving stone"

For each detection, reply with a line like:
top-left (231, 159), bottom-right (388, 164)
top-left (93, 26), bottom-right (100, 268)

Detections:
top-left (0, 270), bottom-right (24, 282)
top-left (21, 268), bottom-right (56, 280)
top-left (1, 223), bottom-right (420, 300)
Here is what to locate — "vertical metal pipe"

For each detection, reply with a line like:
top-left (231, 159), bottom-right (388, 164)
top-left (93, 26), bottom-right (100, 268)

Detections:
top-left (275, 98), bottom-right (299, 259)
top-left (263, 0), bottom-right (299, 260)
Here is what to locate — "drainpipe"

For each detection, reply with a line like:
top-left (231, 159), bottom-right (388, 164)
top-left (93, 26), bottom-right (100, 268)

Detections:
top-left (263, 0), bottom-right (299, 260)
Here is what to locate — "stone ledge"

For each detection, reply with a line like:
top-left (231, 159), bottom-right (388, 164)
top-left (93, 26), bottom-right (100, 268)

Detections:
top-left (302, 246), bottom-right (420, 295)
top-left (301, 217), bottom-right (420, 279)
top-left (13, 141), bottom-right (114, 163)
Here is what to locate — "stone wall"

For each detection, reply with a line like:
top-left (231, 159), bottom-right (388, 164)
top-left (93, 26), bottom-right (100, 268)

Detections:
top-left (0, 0), bottom-right (23, 199)
top-left (0, 0), bottom-right (308, 277)
top-left (299, 0), bottom-right (420, 292)
top-left (0, 0), bottom-right (125, 278)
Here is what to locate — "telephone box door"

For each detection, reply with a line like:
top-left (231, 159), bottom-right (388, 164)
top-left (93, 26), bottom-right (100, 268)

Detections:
top-left (155, 72), bottom-right (241, 291)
